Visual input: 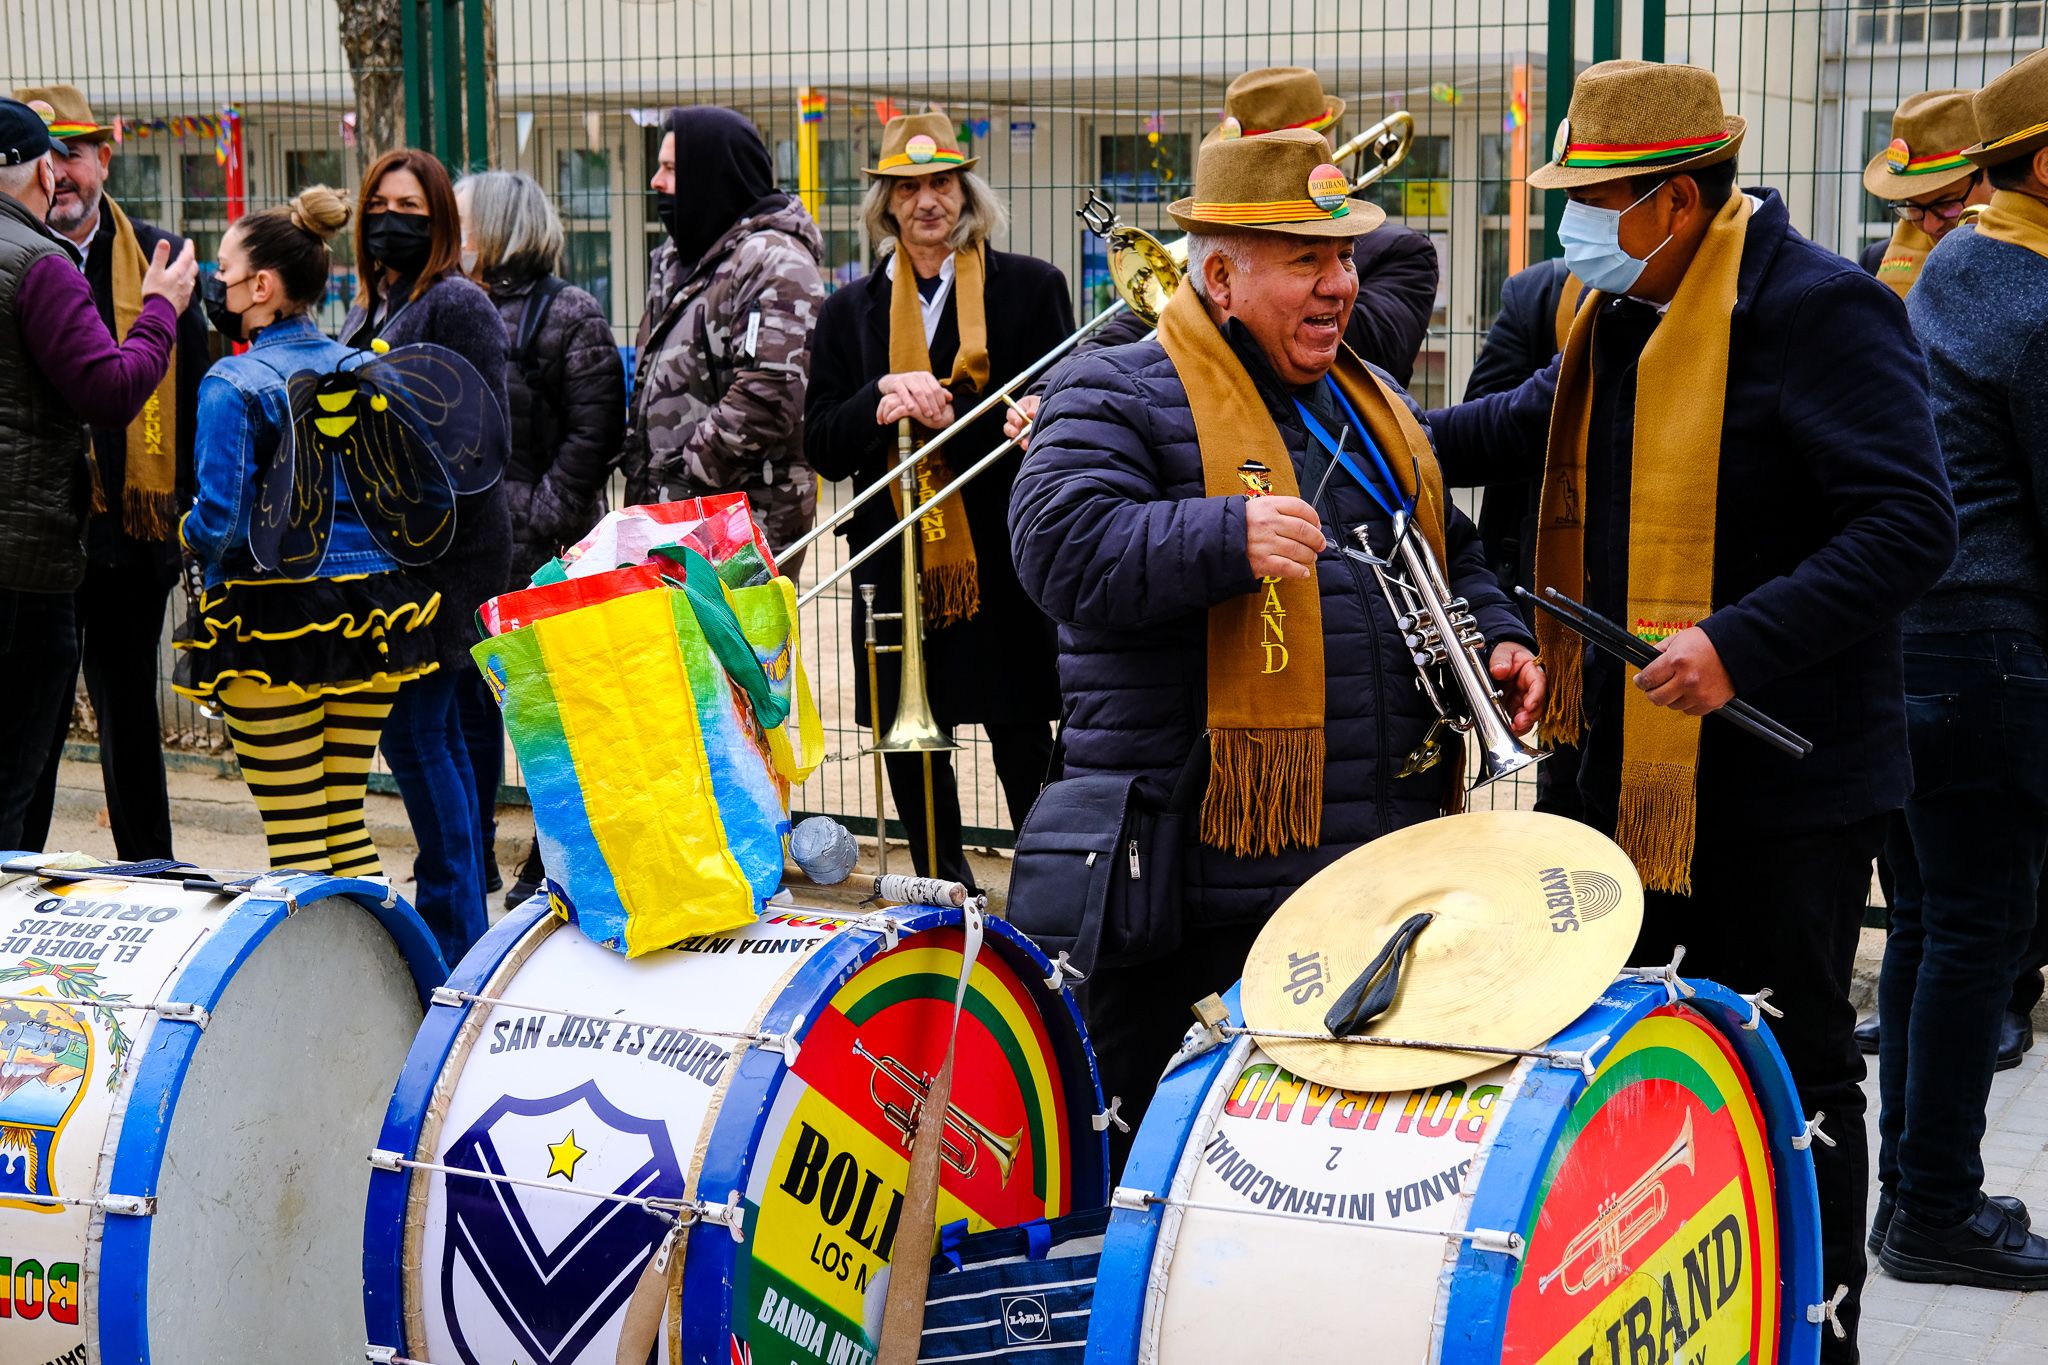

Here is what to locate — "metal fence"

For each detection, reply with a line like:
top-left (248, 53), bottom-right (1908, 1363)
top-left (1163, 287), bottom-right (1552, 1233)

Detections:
top-left (6, 2), bottom-right (2041, 842)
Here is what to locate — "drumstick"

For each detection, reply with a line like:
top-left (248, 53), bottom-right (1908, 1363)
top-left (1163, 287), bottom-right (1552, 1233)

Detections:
top-left (1515, 587), bottom-right (1812, 758)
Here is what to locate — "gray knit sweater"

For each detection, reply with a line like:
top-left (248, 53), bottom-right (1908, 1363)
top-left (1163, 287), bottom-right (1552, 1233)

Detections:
top-left (1906, 222), bottom-right (2048, 638)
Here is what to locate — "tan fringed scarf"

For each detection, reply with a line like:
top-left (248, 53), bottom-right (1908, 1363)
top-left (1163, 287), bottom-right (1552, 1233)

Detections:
top-left (1972, 188), bottom-right (2048, 264)
top-left (1156, 279), bottom-right (1449, 857)
top-left (887, 245), bottom-right (990, 628)
top-left (1874, 218), bottom-right (1937, 300)
top-left (86, 197), bottom-right (180, 539)
top-left (1534, 193), bottom-right (1752, 894)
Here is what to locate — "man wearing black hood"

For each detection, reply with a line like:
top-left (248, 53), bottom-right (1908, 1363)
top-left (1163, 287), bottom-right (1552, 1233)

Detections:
top-left (623, 106), bottom-right (827, 570)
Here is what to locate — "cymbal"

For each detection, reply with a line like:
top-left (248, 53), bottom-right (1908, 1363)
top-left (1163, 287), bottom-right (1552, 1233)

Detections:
top-left (1240, 810), bottom-right (1643, 1093)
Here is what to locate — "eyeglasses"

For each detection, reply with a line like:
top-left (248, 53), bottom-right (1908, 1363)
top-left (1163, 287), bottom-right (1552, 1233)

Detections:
top-left (1891, 193), bottom-right (1974, 224)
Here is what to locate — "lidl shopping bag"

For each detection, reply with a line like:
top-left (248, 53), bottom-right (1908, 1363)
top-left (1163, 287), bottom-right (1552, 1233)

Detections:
top-left (473, 581), bottom-right (784, 955)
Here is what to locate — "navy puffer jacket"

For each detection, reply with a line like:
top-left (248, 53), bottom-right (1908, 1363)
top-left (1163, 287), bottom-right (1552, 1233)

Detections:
top-left (1011, 329), bottom-right (1532, 929)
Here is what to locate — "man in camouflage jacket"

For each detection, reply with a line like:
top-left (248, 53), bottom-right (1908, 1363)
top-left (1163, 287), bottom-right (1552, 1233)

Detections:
top-left (623, 158), bottom-right (827, 571)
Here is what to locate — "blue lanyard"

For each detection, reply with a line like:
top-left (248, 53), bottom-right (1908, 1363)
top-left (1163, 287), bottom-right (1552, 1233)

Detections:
top-left (1293, 376), bottom-right (1413, 522)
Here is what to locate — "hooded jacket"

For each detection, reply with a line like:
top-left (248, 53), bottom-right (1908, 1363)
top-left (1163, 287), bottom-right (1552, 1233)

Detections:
top-left (622, 193), bottom-right (827, 569)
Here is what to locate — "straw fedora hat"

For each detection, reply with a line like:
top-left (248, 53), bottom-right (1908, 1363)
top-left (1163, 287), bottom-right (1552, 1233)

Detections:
top-left (865, 111), bottom-right (978, 178)
top-left (1965, 46), bottom-right (2048, 168)
top-left (1528, 60), bottom-right (1745, 191)
top-left (1239, 811), bottom-right (1643, 1093)
top-left (1204, 66), bottom-right (1345, 146)
top-left (9, 84), bottom-right (113, 144)
top-left (1863, 90), bottom-right (1980, 200)
top-left (1168, 127), bottom-right (1386, 238)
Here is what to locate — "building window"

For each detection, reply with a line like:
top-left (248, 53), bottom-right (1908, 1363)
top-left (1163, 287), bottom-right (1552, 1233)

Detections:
top-left (2018, 5), bottom-right (2044, 38)
top-left (564, 230), bottom-right (611, 318)
top-left (1898, 9), bottom-right (1927, 40)
top-left (558, 148), bottom-right (611, 221)
top-left (1967, 4), bottom-right (2003, 36)
top-left (1928, 6), bottom-right (1964, 39)
top-left (1862, 110), bottom-right (1895, 228)
top-left (1366, 135), bottom-right (1452, 220)
top-left (1097, 132), bottom-right (1191, 204)
top-left (178, 152), bottom-right (228, 223)
top-left (105, 153), bottom-right (163, 220)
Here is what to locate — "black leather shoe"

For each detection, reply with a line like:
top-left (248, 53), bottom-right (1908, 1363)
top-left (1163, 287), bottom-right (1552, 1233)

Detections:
top-left (1997, 1012), bottom-right (2035, 1072)
top-left (504, 877), bottom-right (540, 911)
top-left (1870, 1190), bottom-right (2029, 1255)
top-left (1881, 1196), bottom-right (2048, 1289)
top-left (1854, 1014), bottom-right (1880, 1055)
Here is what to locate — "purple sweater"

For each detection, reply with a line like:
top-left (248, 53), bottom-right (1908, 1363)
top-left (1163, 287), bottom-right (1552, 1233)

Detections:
top-left (17, 253), bottom-right (178, 429)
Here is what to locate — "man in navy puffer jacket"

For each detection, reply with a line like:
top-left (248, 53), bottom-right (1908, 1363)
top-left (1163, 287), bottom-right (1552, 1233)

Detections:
top-left (1010, 130), bottom-right (1538, 1151)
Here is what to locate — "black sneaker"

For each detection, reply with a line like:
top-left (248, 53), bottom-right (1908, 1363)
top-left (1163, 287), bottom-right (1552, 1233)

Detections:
top-left (1881, 1196), bottom-right (2048, 1289)
top-left (1870, 1190), bottom-right (2028, 1255)
top-left (1998, 1012), bottom-right (2035, 1072)
top-left (505, 877), bottom-right (540, 911)
top-left (1854, 1014), bottom-right (1879, 1055)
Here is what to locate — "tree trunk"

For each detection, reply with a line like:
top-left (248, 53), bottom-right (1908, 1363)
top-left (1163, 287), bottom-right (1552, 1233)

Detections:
top-left (336, 0), bottom-right (406, 167)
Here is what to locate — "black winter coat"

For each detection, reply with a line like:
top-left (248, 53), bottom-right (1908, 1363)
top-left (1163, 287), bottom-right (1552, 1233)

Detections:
top-left (342, 271), bottom-right (513, 672)
top-left (485, 274), bottom-right (625, 586)
top-left (1077, 223), bottom-right (1441, 387)
top-left (805, 249), bottom-right (1073, 728)
top-left (1426, 190), bottom-right (1957, 835)
top-left (1455, 257), bottom-right (1580, 601)
top-left (1012, 323), bottom-right (1531, 929)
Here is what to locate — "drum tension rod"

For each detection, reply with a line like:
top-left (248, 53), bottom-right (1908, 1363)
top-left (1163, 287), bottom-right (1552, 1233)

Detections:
top-left (1, 1190), bottom-right (153, 1216)
top-left (0, 990), bottom-right (209, 1028)
top-left (1791, 1111), bottom-right (1836, 1151)
top-left (1108, 1186), bottom-right (1526, 1261)
top-left (1738, 987), bottom-right (1783, 1031)
top-left (1092, 1096), bottom-right (1130, 1133)
top-left (1807, 1284), bottom-right (1851, 1339)
top-left (1616, 947), bottom-right (1698, 1006)
top-left (367, 1149), bottom-right (747, 1240)
top-left (1042, 952), bottom-right (1085, 991)
top-left (1217, 1024), bottom-right (1606, 1079)
top-left (426, 986), bottom-right (801, 1062)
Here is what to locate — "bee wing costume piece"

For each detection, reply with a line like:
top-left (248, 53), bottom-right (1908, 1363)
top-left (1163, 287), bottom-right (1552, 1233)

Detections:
top-left (254, 342), bottom-right (508, 575)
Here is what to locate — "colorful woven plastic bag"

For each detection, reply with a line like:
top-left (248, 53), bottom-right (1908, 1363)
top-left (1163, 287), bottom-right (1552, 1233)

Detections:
top-left (474, 552), bottom-right (796, 956)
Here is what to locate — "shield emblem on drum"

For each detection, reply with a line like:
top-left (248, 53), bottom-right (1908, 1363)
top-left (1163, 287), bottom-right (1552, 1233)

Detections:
top-left (440, 1081), bottom-right (687, 1365)
top-left (0, 989), bottom-right (91, 1212)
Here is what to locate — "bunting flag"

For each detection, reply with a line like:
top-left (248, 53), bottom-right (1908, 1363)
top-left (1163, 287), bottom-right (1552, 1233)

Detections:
top-left (874, 97), bottom-right (902, 123)
top-left (799, 90), bottom-right (827, 124)
top-left (1506, 88), bottom-right (1530, 132)
top-left (1430, 81), bottom-right (1465, 105)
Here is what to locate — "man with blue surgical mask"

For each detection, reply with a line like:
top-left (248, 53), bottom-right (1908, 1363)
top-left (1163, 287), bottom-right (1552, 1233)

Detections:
top-left (1427, 60), bottom-right (1957, 1363)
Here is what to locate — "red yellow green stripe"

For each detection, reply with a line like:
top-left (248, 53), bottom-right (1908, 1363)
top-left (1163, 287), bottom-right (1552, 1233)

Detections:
top-left (1562, 129), bottom-right (1735, 168)
top-left (45, 122), bottom-right (104, 139)
top-left (1242, 107), bottom-right (1339, 136)
top-left (877, 148), bottom-right (965, 170)
top-left (1188, 197), bottom-right (1351, 223)
top-left (1893, 147), bottom-right (1970, 176)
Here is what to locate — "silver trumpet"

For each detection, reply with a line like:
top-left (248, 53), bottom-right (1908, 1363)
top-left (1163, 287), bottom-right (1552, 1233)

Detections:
top-left (1350, 512), bottom-right (1546, 789)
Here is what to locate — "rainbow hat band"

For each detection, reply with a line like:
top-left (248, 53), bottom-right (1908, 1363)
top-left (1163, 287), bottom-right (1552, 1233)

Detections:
top-left (879, 134), bottom-right (966, 171)
top-left (1885, 137), bottom-right (1970, 176)
top-left (1186, 195), bottom-right (1350, 225)
top-left (1558, 127), bottom-right (1738, 169)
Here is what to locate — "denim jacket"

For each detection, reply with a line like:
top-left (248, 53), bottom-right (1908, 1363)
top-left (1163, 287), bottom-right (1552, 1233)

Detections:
top-left (182, 313), bottom-right (400, 587)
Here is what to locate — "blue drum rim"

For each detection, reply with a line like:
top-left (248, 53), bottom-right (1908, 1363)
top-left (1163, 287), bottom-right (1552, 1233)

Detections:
top-left (1086, 977), bottom-right (1823, 1365)
top-left (361, 895), bottom-right (550, 1355)
top-left (87, 873), bottom-right (445, 1365)
top-left (679, 906), bottom-right (1110, 1361)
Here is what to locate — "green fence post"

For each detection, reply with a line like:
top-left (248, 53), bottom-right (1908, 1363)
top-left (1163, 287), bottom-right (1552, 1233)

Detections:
top-left (402, 0), bottom-right (427, 152)
top-left (1544, 0), bottom-right (1576, 260)
top-left (1593, 0), bottom-right (1623, 62)
top-left (463, 0), bottom-right (490, 172)
top-left (432, 0), bottom-right (462, 165)
top-left (1641, 0), bottom-right (1666, 61)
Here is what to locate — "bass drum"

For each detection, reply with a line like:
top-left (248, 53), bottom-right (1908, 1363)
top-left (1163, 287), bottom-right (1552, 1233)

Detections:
top-left (0, 865), bottom-right (441, 1365)
top-left (1087, 976), bottom-right (1825, 1364)
top-left (364, 897), bottom-right (1109, 1365)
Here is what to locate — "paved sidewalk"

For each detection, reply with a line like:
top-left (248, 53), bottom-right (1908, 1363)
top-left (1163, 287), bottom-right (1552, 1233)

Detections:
top-left (1860, 1045), bottom-right (2048, 1362)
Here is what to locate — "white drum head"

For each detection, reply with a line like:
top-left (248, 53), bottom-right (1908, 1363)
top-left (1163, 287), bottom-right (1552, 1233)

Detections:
top-left (144, 898), bottom-right (423, 1363)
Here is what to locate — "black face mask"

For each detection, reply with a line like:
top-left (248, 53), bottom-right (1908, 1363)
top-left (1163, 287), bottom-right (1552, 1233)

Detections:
top-left (364, 211), bottom-right (434, 274)
top-left (200, 273), bottom-right (244, 342)
top-left (655, 192), bottom-right (681, 245)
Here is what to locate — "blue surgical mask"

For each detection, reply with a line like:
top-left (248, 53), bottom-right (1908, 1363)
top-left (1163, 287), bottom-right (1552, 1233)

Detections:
top-left (1557, 184), bottom-right (1672, 295)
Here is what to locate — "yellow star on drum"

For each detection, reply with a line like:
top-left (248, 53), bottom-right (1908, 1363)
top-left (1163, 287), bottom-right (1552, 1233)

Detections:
top-left (545, 1129), bottom-right (586, 1181)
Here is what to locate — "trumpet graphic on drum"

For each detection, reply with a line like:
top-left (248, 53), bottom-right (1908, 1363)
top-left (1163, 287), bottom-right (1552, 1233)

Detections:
top-left (852, 1040), bottom-right (1023, 1186)
top-left (1538, 1113), bottom-right (1696, 1296)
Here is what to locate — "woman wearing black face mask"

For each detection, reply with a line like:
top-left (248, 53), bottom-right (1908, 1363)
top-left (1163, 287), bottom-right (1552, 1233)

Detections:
top-left (340, 148), bottom-right (512, 970)
top-left (620, 106), bottom-right (827, 571)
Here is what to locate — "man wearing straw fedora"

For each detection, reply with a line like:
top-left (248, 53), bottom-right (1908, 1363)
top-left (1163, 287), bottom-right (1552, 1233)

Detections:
top-left (1856, 89), bottom-right (1994, 297)
top-left (1425, 61), bottom-right (1955, 1356)
top-left (1013, 128), bottom-right (1542, 1161)
top-left (1869, 47), bottom-right (2048, 1291)
top-left (1083, 67), bottom-right (1441, 387)
top-left (806, 112), bottom-right (1072, 890)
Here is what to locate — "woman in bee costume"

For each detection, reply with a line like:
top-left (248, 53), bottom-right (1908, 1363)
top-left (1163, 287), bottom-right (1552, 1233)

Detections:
top-left (175, 187), bottom-right (504, 881)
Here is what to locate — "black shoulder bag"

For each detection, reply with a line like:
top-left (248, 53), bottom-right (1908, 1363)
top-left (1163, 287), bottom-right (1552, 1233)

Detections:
top-left (1002, 736), bottom-right (1209, 978)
